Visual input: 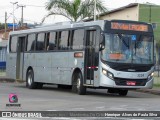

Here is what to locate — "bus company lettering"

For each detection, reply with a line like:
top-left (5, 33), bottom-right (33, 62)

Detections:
top-left (111, 22), bottom-right (148, 32)
top-left (11, 112), bottom-right (42, 118)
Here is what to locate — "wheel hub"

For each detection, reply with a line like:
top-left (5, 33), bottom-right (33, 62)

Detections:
top-left (28, 74), bottom-right (32, 86)
top-left (77, 78), bottom-right (80, 89)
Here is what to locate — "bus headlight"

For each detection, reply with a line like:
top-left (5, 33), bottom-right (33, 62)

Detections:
top-left (147, 72), bottom-right (154, 81)
top-left (102, 69), bottom-right (107, 75)
top-left (102, 68), bottom-right (114, 80)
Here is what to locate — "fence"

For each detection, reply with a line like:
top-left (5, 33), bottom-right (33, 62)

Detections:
top-left (0, 47), bottom-right (7, 76)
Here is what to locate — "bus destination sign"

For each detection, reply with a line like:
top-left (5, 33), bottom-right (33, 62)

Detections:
top-left (111, 22), bottom-right (148, 32)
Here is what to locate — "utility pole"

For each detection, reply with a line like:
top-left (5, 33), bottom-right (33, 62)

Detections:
top-left (94, 0), bottom-right (96, 21)
top-left (149, 5), bottom-right (152, 23)
top-left (4, 12), bottom-right (7, 39)
top-left (10, 2), bottom-right (18, 31)
top-left (18, 4), bottom-right (26, 27)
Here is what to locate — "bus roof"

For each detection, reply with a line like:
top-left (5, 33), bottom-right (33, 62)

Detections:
top-left (9, 20), bottom-right (152, 36)
top-left (9, 20), bottom-right (105, 36)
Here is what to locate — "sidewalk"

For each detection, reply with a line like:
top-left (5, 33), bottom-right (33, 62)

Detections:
top-left (136, 87), bottom-right (160, 95)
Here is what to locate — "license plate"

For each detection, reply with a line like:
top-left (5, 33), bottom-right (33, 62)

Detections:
top-left (126, 81), bottom-right (136, 86)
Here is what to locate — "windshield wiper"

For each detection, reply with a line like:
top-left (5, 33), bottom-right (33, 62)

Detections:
top-left (118, 33), bottom-right (129, 48)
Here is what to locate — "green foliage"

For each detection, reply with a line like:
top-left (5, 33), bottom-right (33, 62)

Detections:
top-left (42, 0), bottom-right (107, 22)
top-left (0, 23), bottom-right (5, 30)
top-left (139, 4), bottom-right (160, 46)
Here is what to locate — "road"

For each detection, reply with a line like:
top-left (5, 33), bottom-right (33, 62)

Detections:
top-left (0, 82), bottom-right (160, 120)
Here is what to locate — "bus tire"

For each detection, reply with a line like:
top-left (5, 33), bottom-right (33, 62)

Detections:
top-left (26, 69), bottom-right (37, 89)
top-left (118, 89), bottom-right (128, 96)
top-left (72, 72), bottom-right (86, 95)
top-left (36, 83), bottom-right (43, 89)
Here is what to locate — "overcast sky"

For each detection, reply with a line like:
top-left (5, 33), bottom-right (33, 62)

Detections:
top-left (0, 0), bottom-right (160, 24)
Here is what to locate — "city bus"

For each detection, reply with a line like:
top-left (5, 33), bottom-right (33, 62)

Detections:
top-left (6, 20), bottom-right (154, 96)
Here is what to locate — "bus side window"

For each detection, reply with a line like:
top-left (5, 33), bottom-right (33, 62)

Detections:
top-left (27, 34), bottom-right (36, 51)
top-left (72, 29), bottom-right (84, 50)
top-left (47, 32), bottom-right (57, 50)
top-left (10, 36), bottom-right (18, 53)
top-left (58, 31), bottom-right (69, 50)
top-left (36, 33), bottom-right (45, 51)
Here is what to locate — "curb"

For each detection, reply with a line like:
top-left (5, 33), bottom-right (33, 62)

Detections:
top-left (136, 89), bottom-right (160, 95)
top-left (0, 77), bottom-right (15, 83)
top-left (0, 77), bottom-right (25, 83)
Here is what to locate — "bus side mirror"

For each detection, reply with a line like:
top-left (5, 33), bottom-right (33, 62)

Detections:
top-left (99, 34), bottom-right (105, 51)
top-left (99, 43), bottom-right (105, 51)
top-left (154, 55), bottom-right (156, 64)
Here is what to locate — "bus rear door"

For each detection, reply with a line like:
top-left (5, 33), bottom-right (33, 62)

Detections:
top-left (7, 36), bottom-right (26, 80)
top-left (16, 36), bottom-right (26, 81)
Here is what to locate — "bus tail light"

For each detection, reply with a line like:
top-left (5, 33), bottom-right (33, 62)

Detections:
top-left (87, 66), bottom-right (98, 69)
top-left (74, 52), bottom-right (83, 58)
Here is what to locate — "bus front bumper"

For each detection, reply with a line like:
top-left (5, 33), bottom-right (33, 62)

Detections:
top-left (100, 75), bottom-right (154, 89)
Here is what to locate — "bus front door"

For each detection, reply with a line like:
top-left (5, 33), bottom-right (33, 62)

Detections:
top-left (16, 36), bottom-right (26, 81)
top-left (85, 30), bottom-right (99, 86)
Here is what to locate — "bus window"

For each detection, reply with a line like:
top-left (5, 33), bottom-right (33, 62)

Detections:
top-left (27, 34), bottom-right (36, 51)
top-left (36, 33), bottom-right (45, 51)
top-left (58, 31), bottom-right (69, 50)
top-left (47, 32), bottom-right (57, 50)
top-left (10, 36), bottom-right (18, 53)
top-left (72, 29), bottom-right (84, 50)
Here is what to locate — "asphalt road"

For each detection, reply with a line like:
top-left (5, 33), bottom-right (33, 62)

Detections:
top-left (0, 82), bottom-right (160, 120)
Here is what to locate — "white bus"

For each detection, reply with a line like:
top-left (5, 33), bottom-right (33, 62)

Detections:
top-left (6, 20), bottom-right (154, 96)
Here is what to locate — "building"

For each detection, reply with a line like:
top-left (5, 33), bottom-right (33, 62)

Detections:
top-left (7, 23), bottom-right (19, 29)
top-left (0, 29), bottom-right (9, 65)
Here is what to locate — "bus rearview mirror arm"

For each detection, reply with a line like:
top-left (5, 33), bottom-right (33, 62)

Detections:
top-left (99, 34), bottom-right (105, 51)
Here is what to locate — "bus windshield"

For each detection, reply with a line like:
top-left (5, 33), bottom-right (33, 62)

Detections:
top-left (101, 33), bottom-right (154, 64)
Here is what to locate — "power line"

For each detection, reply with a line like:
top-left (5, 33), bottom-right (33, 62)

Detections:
top-left (6, 6), bottom-right (19, 20)
top-left (14, 17), bottom-right (41, 24)
top-left (0, 6), bottom-right (11, 10)
top-left (25, 5), bottom-right (45, 7)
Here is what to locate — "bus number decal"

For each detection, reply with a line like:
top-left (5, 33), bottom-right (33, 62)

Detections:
top-left (137, 74), bottom-right (144, 77)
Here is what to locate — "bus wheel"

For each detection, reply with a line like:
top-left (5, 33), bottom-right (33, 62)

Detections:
top-left (72, 72), bottom-right (86, 95)
top-left (26, 69), bottom-right (37, 89)
top-left (118, 89), bottom-right (128, 96)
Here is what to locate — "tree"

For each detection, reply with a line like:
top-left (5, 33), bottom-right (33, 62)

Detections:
top-left (0, 23), bottom-right (5, 30)
top-left (42, 0), bottom-right (107, 22)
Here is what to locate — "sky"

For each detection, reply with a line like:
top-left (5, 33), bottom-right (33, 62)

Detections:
top-left (0, 0), bottom-right (160, 25)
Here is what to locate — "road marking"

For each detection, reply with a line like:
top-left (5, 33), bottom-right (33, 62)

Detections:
top-left (96, 106), bottom-right (105, 109)
top-left (46, 110), bottom-right (57, 111)
top-left (71, 108), bottom-right (85, 110)
top-left (0, 118), bottom-right (39, 120)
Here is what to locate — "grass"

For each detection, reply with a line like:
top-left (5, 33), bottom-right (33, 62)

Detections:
top-left (153, 72), bottom-right (160, 87)
top-left (0, 70), bottom-right (6, 77)
top-left (154, 84), bottom-right (160, 87)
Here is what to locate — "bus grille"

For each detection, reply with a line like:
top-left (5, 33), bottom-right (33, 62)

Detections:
top-left (114, 78), bottom-right (147, 86)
